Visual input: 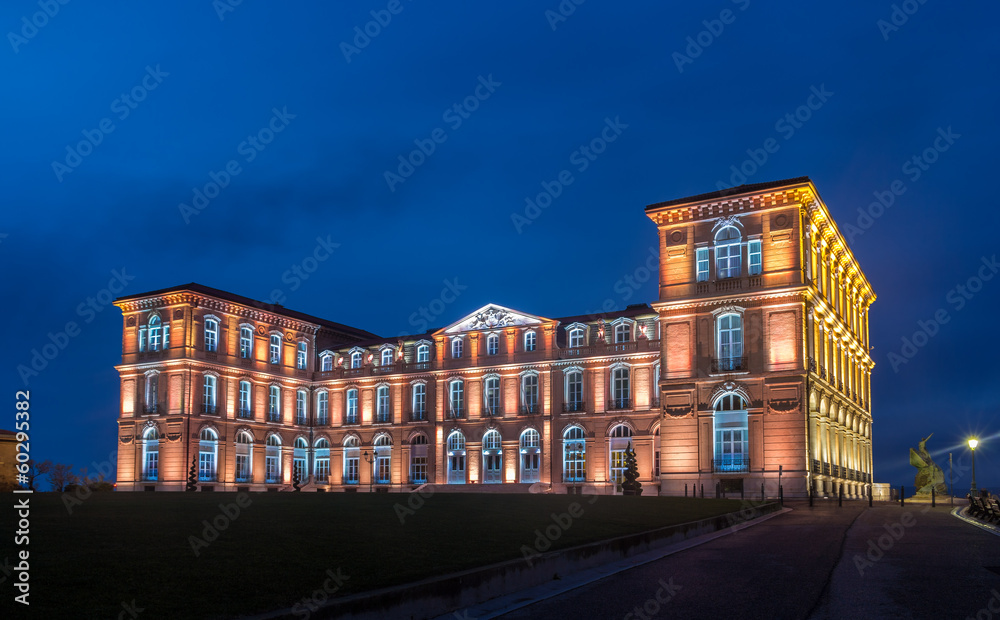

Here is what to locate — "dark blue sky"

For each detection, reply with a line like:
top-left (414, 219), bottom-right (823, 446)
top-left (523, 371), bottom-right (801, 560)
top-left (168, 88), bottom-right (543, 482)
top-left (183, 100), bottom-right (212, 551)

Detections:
top-left (2, 1), bottom-right (997, 492)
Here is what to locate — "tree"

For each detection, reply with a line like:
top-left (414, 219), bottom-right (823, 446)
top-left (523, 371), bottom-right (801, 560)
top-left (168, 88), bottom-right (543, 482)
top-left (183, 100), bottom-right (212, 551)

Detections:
top-left (621, 442), bottom-right (643, 496)
top-left (292, 467), bottom-right (302, 492)
top-left (48, 463), bottom-right (77, 492)
top-left (186, 455), bottom-right (198, 492)
top-left (23, 459), bottom-right (52, 491)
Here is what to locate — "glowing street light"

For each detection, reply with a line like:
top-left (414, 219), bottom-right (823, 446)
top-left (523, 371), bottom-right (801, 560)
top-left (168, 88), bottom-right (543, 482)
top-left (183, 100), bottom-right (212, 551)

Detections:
top-left (968, 438), bottom-right (979, 496)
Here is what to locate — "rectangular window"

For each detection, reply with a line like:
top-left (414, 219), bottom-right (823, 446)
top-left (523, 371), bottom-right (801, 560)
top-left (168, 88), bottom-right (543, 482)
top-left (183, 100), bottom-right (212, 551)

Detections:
top-left (343, 457), bottom-right (359, 483)
top-left (297, 342), bottom-right (307, 369)
top-left (240, 328), bottom-right (252, 359)
top-left (296, 391), bottom-right (307, 424)
top-left (163, 324), bottom-right (170, 349)
top-left (696, 247), bottom-right (709, 282)
top-left (748, 239), bottom-right (762, 276)
top-left (199, 452), bottom-right (215, 481)
top-left (144, 452), bottom-right (158, 481)
top-left (569, 329), bottom-right (584, 348)
top-left (412, 384), bottom-right (426, 419)
top-left (204, 320), bottom-right (218, 352)
top-left (485, 379), bottom-right (500, 415)
top-left (270, 336), bottom-right (281, 364)
top-left (376, 455), bottom-right (390, 484)
top-left (416, 346), bottom-right (429, 363)
top-left (315, 459), bottom-right (330, 483)
top-left (266, 456), bottom-right (280, 483)
top-left (138, 328), bottom-right (147, 352)
top-left (346, 391), bottom-right (358, 424)
top-left (410, 456), bottom-right (427, 484)
top-left (235, 455), bottom-right (251, 482)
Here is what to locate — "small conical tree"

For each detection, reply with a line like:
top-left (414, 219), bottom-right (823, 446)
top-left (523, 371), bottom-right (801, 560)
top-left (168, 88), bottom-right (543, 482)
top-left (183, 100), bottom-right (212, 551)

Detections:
top-left (186, 455), bottom-right (198, 492)
top-left (621, 441), bottom-right (642, 495)
top-left (292, 467), bottom-right (302, 492)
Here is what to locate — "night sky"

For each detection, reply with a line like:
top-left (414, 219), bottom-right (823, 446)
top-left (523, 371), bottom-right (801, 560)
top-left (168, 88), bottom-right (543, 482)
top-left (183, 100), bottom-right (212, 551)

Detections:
top-left (3, 2), bottom-right (997, 492)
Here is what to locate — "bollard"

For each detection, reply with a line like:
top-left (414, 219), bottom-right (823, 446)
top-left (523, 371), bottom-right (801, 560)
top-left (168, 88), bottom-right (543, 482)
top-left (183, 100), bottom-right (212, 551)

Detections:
top-left (685, 483), bottom-right (688, 498)
top-left (779, 485), bottom-right (783, 507)
top-left (716, 482), bottom-right (721, 499)
top-left (700, 484), bottom-right (704, 499)
top-left (761, 482), bottom-right (765, 502)
top-left (809, 487), bottom-right (813, 507)
top-left (932, 487), bottom-right (936, 507)
top-left (900, 485), bottom-right (904, 507)
top-left (838, 484), bottom-right (843, 507)
top-left (741, 484), bottom-right (744, 500)
top-left (868, 485), bottom-right (873, 508)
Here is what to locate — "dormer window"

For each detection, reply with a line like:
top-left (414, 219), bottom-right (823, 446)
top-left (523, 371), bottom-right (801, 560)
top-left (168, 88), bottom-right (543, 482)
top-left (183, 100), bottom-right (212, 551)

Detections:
top-left (614, 323), bottom-right (631, 343)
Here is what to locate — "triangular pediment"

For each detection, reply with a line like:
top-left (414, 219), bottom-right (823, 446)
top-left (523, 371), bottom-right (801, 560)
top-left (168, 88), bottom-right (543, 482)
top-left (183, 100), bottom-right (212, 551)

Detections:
top-left (441, 304), bottom-right (547, 334)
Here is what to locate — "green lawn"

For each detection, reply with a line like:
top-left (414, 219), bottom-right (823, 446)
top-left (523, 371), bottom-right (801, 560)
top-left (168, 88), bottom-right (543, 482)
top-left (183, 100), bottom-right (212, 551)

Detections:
top-left (0, 491), bottom-right (759, 619)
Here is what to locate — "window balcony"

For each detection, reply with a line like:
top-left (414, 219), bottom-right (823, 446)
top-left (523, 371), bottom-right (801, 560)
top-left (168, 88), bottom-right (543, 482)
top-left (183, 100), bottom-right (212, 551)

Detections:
top-left (520, 403), bottom-right (540, 415)
top-left (607, 398), bottom-right (632, 411)
top-left (447, 409), bottom-right (464, 420)
top-left (265, 477), bottom-right (280, 484)
top-left (198, 474), bottom-right (217, 482)
top-left (235, 473), bottom-right (252, 483)
top-left (143, 403), bottom-right (162, 415)
top-left (409, 410), bottom-right (426, 422)
top-left (711, 357), bottom-right (748, 373)
top-left (315, 474), bottom-right (330, 484)
top-left (713, 457), bottom-right (750, 473)
top-left (237, 408), bottom-right (253, 420)
top-left (375, 413), bottom-right (391, 424)
top-left (201, 404), bottom-right (218, 415)
top-left (342, 477), bottom-right (359, 485)
top-left (141, 472), bottom-right (158, 482)
top-left (295, 415), bottom-right (307, 425)
top-left (562, 401), bottom-right (586, 413)
top-left (267, 412), bottom-right (281, 423)
top-left (315, 415), bottom-right (329, 427)
top-left (239, 357), bottom-right (254, 369)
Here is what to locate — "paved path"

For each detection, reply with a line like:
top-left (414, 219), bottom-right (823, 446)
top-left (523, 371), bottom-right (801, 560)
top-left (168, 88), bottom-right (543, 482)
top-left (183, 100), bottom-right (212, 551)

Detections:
top-left (491, 501), bottom-right (1000, 620)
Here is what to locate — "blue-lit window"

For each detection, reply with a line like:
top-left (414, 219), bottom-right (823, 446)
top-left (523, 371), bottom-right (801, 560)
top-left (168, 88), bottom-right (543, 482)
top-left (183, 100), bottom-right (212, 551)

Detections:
top-left (204, 318), bottom-right (218, 352)
top-left (142, 427), bottom-right (159, 481)
top-left (293, 437), bottom-right (308, 483)
top-left (314, 438), bottom-right (330, 483)
top-left (452, 338), bottom-right (463, 359)
top-left (345, 389), bottom-right (358, 424)
top-left (410, 435), bottom-right (428, 484)
top-left (717, 313), bottom-right (743, 370)
top-left (316, 391), bottom-right (328, 425)
top-left (563, 426), bottom-right (586, 482)
top-left (608, 424), bottom-right (632, 487)
top-left (240, 326), bottom-right (253, 359)
top-left (265, 434), bottom-right (281, 483)
top-left (235, 431), bottom-right (253, 482)
top-left (343, 436), bottom-right (360, 484)
top-left (715, 226), bottom-right (742, 279)
top-left (696, 247), bottom-right (709, 282)
top-left (447, 431), bottom-right (466, 484)
top-left (411, 383), bottom-right (426, 420)
top-left (416, 344), bottom-right (430, 363)
top-left (486, 333), bottom-right (499, 355)
top-left (320, 353), bottom-right (333, 372)
top-left (269, 334), bottom-right (281, 364)
top-left (297, 342), bottom-right (307, 369)
top-left (748, 239), bottom-right (762, 276)
top-left (714, 394), bottom-right (748, 472)
top-left (482, 430), bottom-right (502, 483)
top-left (449, 380), bottom-right (464, 418)
top-left (374, 434), bottom-right (391, 484)
top-left (524, 331), bottom-right (536, 352)
top-left (376, 385), bottom-right (390, 423)
top-left (296, 390), bottom-right (307, 424)
top-left (199, 428), bottom-right (218, 481)
top-left (484, 376), bottom-right (500, 416)
top-left (519, 429), bottom-right (540, 483)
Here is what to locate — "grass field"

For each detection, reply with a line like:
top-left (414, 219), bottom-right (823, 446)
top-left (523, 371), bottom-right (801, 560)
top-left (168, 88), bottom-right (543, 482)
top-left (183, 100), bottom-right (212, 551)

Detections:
top-left (0, 491), bottom-right (756, 619)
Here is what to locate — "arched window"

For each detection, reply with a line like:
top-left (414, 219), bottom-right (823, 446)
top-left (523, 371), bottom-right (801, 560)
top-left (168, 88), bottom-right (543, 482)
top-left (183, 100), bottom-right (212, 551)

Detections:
top-left (297, 342), bottom-right (308, 370)
top-left (447, 431), bottom-right (466, 484)
top-left (268, 385), bottom-right (281, 422)
top-left (519, 429), bottom-right (540, 483)
top-left (148, 315), bottom-right (162, 352)
top-left (235, 431), bottom-right (253, 483)
top-left (416, 343), bottom-right (430, 364)
top-left (203, 375), bottom-right (217, 414)
top-left (611, 366), bottom-right (631, 410)
top-left (717, 314), bottom-right (744, 371)
top-left (521, 373), bottom-right (539, 414)
top-left (714, 393), bottom-right (748, 472)
top-left (376, 385), bottom-right (390, 423)
top-left (451, 338), bottom-right (463, 359)
top-left (568, 327), bottom-right (584, 348)
top-left (343, 436), bottom-right (360, 484)
top-left (715, 226), bottom-right (742, 279)
top-left (316, 391), bottom-right (329, 425)
top-left (265, 434), bottom-right (282, 483)
top-left (269, 334), bottom-right (282, 364)
top-left (320, 353), bottom-right (333, 372)
top-left (199, 428), bottom-right (218, 481)
top-left (410, 435), bottom-right (428, 484)
top-left (564, 370), bottom-right (583, 412)
top-left (653, 426), bottom-right (660, 477)
top-left (381, 348), bottom-right (394, 366)
top-left (486, 333), bottom-right (499, 355)
top-left (449, 379), bottom-right (464, 418)
top-left (142, 427), bottom-right (159, 481)
top-left (484, 376), bottom-right (500, 416)
top-left (524, 331), bottom-right (537, 352)
top-left (614, 323), bottom-right (631, 344)
top-left (563, 426), bottom-right (586, 482)
top-left (144, 372), bottom-right (159, 414)
top-left (204, 318), bottom-right (219, 352)
top-left (238, 381), bottom-right (252, 418)
top-left (240, 326), bottom-right (253, 359)
top-left (411, 383), bottom-right (426, 421)
top-left (314, 438), bottom-right (331, 483)
top-left (351, 350), bottom-right (363, 369)
top-left (482, 429), bottom-right (502, 484)
top-left (296, 390), bottom-right (307, 425)
top-left (608, 424), bottom-right (633, 487)
top-left (345, 389), bottom-right (358, 424)
top-left (293, 437), bottom-right (308, 483)
top-left (374, 434), bottom-right (391, 484)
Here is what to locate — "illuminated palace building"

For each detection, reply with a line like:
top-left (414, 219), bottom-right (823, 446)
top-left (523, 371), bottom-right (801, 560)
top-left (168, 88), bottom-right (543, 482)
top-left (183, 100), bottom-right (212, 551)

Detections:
top-left (115, 178), bottom-right (875, 497)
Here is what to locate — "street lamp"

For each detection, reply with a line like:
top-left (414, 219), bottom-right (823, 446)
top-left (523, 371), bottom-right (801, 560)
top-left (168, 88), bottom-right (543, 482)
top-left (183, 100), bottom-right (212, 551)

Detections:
top-left (968, 438), bottom-right (979, 496)
top-left (362, 449), bottom-right (374, 493)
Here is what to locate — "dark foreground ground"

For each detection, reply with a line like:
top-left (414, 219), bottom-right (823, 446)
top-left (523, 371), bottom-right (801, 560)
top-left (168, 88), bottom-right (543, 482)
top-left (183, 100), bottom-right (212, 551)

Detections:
top-left (496, 501), bottom-right (1000, 620)
top-left (0, 491), bottom-right (751, 619)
